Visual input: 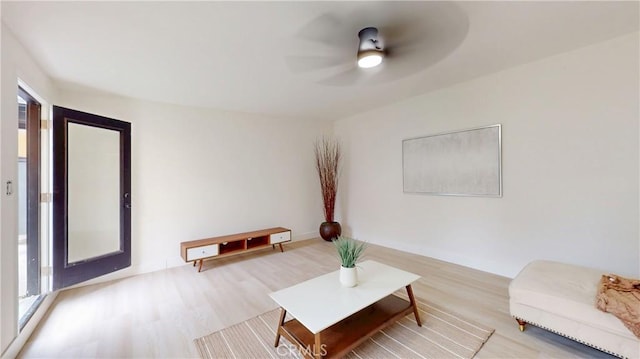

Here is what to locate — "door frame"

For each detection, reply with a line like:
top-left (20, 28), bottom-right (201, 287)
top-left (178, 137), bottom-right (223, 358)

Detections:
top-left (18, 87), bottom-right (42, 297)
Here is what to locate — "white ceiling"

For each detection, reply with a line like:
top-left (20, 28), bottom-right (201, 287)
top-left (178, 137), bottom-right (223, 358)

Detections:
top-left (2, 1), bottom-right (638, 121)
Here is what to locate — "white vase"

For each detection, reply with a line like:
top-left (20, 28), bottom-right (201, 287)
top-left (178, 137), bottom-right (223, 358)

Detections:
top-left (340, 266), bottom-right (357, 287)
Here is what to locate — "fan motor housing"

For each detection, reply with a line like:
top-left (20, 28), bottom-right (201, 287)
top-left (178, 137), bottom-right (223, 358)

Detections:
top-left (358, 27), bottom-right (381, 51)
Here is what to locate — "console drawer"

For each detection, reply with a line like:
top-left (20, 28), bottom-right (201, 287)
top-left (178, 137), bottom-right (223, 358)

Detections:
top-left (270, 231), bottom-right (291, 244)
top-left (186, 244), bottom-right (219, 261)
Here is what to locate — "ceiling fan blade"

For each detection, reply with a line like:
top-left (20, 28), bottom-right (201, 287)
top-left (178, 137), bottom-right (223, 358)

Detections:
top-left (318, 65), bottom-right (388, 86)
top-left (376, 54), bottom-right (428, 83)
top-left (294, 13), bottom-right (356, 50)
top-left (317, 50), bottom-right (430, 86)
top-left (285, 55), bottom-right (351, 73)
top-left (379, 19), bottom-right (425, 50)
top-left (317, 67), bottom-right (360, 86)
top-left (386, 10), bottom-right (468, 76)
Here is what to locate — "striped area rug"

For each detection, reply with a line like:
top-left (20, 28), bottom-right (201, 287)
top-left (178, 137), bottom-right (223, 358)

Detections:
top-left (194, 296), bottom-right (494, 359)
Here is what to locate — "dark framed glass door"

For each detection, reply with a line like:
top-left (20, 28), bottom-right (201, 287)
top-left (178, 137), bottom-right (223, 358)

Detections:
top-left (52, 106), bottom-right (131, 290)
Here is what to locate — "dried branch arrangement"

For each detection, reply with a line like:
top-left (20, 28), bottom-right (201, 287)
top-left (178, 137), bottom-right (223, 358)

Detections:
top-left (314, 137), bottom-right (341, 222)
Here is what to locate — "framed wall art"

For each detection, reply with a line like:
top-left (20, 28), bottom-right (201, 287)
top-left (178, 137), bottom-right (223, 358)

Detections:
top-left (402, 124), bottom-right (502, 197)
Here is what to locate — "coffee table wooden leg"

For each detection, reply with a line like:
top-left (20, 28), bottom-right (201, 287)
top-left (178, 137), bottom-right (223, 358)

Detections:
top-left (314, 332), bottom-right (322, 359)
top-left (198, 259), bottom-right (203, 272)
top-left (278, 243), bottom-right (284, 252)
top-left (274, 308), bottom-right (287, 347)
top-left (406, 284), bottom-right (422, 327)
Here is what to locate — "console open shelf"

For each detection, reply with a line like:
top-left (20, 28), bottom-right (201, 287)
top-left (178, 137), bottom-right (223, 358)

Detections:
top-left (247, 235), bottom-right (269, 249)
top-left (219, 240), bottom-right (246, 254)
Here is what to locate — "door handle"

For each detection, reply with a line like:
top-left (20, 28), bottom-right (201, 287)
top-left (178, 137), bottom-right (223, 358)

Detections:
top-left (123, 192), bottom-right (131, 209)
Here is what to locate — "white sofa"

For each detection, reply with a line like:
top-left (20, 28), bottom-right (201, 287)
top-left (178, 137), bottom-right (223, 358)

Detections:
top-left (509, 260), bottom-right (640, 358)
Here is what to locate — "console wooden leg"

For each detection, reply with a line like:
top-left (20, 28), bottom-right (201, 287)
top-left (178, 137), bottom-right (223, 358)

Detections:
top-left (516, 318), bottom-right (526, 332)
top-left (278, 243), bottom-right (284, 252)
top-left (314, 333), bottom-right (322, 359)
top-left (198, 259), bottom-right (203, 272)
top-left (192, 261), bottom-right (196, 267)
top-left (274, 308), bottom-right (287, 347)
top-left (406, 284), bottom-right (422, 327)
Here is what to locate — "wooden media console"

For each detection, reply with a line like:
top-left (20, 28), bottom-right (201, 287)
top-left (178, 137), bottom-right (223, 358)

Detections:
top-left (180, 227), bottom-right (291, 272)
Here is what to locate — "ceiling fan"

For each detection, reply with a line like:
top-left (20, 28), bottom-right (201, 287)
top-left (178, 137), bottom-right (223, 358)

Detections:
top-left (356, 27), bottom-right (385, 69)
top-left (285, 2), bottom-right (469, 86)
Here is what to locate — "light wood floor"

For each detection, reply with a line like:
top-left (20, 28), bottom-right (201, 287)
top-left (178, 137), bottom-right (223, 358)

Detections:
top-left (19, 239), bottom-right (613, 358)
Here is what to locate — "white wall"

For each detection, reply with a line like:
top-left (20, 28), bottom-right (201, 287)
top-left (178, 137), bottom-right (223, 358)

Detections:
top-left (0, 23), bottom-right (57, 355)
top-left (335, 32), bottom-right (639, 278)
top-left (56, 90), bottom-right (331, 280)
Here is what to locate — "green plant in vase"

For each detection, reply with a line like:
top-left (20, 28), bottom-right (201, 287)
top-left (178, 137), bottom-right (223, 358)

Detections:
top-left (333, 236), bottom-right (366, 287)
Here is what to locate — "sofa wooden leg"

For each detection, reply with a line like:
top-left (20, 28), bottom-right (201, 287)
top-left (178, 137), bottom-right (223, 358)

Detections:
top-left (516, 319), bottom-right (527, 332)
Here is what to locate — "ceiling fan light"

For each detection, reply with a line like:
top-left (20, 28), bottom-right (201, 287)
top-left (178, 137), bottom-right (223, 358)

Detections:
top-left (357, 50), bottom-right (383, 68)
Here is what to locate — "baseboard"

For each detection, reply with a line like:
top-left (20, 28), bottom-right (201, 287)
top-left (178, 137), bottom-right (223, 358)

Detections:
top-left (292, 231), bottom-right (317, 241)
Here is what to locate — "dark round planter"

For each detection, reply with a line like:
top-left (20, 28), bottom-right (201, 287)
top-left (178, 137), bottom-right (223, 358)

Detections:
top-left (319, 221), bottom-right (342, 241)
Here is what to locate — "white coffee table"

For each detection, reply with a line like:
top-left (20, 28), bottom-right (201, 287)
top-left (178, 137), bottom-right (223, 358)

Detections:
top-left (269, 260), bottom-right (422, 359)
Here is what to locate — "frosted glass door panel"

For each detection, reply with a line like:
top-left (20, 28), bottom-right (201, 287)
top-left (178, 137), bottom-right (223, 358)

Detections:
top-left (67, 123), bottom-right (120, 263)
